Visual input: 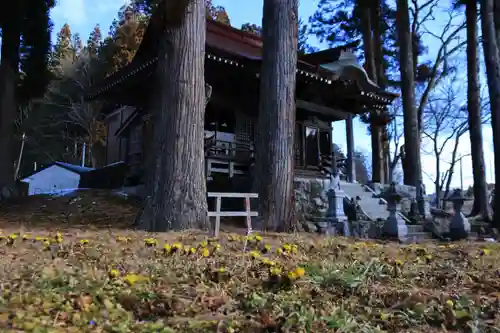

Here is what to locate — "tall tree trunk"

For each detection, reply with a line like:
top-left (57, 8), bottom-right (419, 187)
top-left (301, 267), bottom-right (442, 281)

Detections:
top-left (136, 0), bottom-right (209, 231)
top-left (396, 0), bottom-right (421, 192)
top-left (481, 0), bottom-right (500, 228)
top-left (0, 23), bottom-right (22, 198)
top-left (253, 0), bottom-right (298, 232)
top-left (360, 3), bottom-right (383, 183)
top-left (466, 0), bottom-right (489, 219)
top-left (372, 0), bottom-right (390, 183)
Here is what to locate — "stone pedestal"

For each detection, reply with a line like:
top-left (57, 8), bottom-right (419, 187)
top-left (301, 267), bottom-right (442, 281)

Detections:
top-left (423, 198), bottom-right (432, 220)
top-left (381, 182), bottom-right (408, 242)
top-left (446, 189), bottom-right (471, 241)
top-left (326, 188), bottom-right (348, 236)
top-left (383, 202), bottom-right (408, 242)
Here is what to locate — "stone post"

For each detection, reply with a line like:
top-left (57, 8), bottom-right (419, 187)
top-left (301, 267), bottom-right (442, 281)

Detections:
top-left (445, 189), bottom-right (471, 241)
top-left (381, 182), bottom-right (408, 241)
top-left (423, 197), bottom-right (432, 220)
top-left (325, 180), bottom-right (348, 236)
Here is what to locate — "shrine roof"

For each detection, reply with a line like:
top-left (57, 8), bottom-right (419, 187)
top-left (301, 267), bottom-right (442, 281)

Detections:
top-left (86, 5), bottom-right (398, 106)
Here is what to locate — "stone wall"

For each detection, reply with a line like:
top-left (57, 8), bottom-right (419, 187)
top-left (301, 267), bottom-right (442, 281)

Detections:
top-left (369, 182), bottom-right (418, 199)
top-left (294, 178), bottom-right (329, 233)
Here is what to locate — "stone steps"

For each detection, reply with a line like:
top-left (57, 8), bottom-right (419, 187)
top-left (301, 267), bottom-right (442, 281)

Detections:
top-left (340, 181), bottom-right (390, 221)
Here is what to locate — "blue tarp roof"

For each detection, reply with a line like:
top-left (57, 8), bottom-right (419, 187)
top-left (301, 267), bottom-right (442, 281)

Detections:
top-left (54, 162), bottom-right (95, 174)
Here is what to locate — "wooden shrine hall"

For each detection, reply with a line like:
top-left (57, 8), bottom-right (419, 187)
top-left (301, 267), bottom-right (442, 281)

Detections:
top-left (87, 8), bottom-right (398, 191)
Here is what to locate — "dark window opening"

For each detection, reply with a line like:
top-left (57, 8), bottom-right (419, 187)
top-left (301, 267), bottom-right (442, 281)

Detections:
top-left (319, 130), bottom-right (331, 156)
top-left (305, 126), bottom-right (319, 166)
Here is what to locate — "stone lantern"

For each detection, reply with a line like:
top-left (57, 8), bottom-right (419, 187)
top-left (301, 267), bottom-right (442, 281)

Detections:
top-left (380, 182), bottom-right (408, 242)
top-left (444, 189), bottom-right (471, 241)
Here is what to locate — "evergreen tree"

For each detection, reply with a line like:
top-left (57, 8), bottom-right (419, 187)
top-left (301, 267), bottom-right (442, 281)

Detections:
top-left (51, 23), bottom-right (73, 73)
top-left (86, 25), bottom-right (102, 58)
top-left (0, 0), bottom-right (55, 197)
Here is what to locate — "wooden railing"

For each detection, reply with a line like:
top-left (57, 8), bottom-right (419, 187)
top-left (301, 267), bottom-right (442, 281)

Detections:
top-left (205, 139), bottom-right (254, 160)
top-left (205, 139), bottom-right (254, 178)
top-left (207, 192), bottom-right (258, 237)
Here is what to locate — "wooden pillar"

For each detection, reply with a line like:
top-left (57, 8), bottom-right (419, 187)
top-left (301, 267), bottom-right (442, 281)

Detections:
top-left (345, 114), bottom-right (356, 183)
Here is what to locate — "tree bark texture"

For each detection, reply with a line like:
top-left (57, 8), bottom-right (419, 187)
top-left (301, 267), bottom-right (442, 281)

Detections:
top-left (136, 0), bottom-right (209, 232)
top-left (466, 0), bottom-right (490, 219)
top-left (480, 0), bottom-right (500, 228)
top-left (396, 0), bottom-right (421, 191)
top-left (0, 21), bottom-right (21, 198)
top-left (253, 0), bottom-right (298, 232)
top-left (372, 0), bottom-right (390, 183)
top-left (360, 4), bottom-right (384, 183)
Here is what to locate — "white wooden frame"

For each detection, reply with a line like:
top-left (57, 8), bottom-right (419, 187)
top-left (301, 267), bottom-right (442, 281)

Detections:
top-left (207, 192), bottom-right (258, 237)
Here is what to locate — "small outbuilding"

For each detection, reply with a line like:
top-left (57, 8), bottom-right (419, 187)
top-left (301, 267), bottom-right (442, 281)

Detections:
top-left (21, 162), bottom-right (94, 195)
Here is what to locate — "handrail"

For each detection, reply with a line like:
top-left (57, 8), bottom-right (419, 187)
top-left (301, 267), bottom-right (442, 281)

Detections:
top-left (207, 192), bottom-right (258, 237)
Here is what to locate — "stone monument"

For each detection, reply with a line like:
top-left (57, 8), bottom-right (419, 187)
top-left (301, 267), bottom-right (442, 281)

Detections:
top-left (324, 150), bottom-right (348, 235)
top-left (444, 189), bottom-right (471, 241)
top-left (380, 182), bottom-right (408, 242)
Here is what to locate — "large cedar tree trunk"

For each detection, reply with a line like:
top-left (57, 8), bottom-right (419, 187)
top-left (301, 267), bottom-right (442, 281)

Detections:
top-left (253, 0), bottom-right (298, 232)
top-left (360, 3), bottom-right (383, 183)
top-left (396, 0), bottom-right (421, 191)
top-left (372, 0), bottom-right (389, 183)
top-left (481, 0), bottom-right (500, 227)
top-left (466, 0), bottom-right (489, 219)
top-left (0, 25), bottom-right (21, 198)
top-left (136, 0), bottom-right (208, 231)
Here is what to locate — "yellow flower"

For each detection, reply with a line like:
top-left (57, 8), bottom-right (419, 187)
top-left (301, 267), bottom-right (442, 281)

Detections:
top-left (172, 243), bottom-right (183, 252)
top-left (144, 238), bottom-right (158, 247)
top-left (294, 267), bottom-right (305, 278)
top-left (163, 244), bottom-right (172, 253)
top-left (269, 267), bottom-right (282, 276)
top-left (380, 312), bottom-right (391, 320)
top-left (214, 243), bottom-right (221, 251)
top-left (479, 248), bottom-right (490, 256)
top-left (79, 239), bottom-right (89, 245)
top-left (276, 248), bottom-right (284, 255)
top-left (446, 299), bottom-right (454, 307)
top-left (200, 240), bottom-right (208, 248)
top-left (202, 248), bottom-right (210, 257)
top-left (395, 259), bottom-right (404, 267)
top-left (108, 269), bottom-right (120, 279)
top-left (8, 233), bottom-right (17, 240)
top-left (261, 258), bottom-right (276, 266)
top-left (283, 244), bottom-right (292, 252)
top-left (217, 267), bottom-right (226, 273)
top-left (255, 235), bottom-right (263, 242)
top-left (250, 251), bottom-right (261, 259)
top-left (189, 247), bottom-right (197, 254)
top-left (22, 234), bottom-right (30, 241)
top-left (287, 271), bottom-right (298, 280)
top-left (43, 240), bottom-right (51, 248)
top-left (116, 236), bottom-right (129, 243)
top-left (35, 236), bottom-right (43, 242)
top-left (123, 274), bottom-right (149, 286)
top-left (262, 244), bottom-right (272, 253)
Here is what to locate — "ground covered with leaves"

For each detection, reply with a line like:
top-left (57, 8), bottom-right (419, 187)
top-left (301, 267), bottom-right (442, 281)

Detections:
top-left (0, 191), bottom-right (499, 332)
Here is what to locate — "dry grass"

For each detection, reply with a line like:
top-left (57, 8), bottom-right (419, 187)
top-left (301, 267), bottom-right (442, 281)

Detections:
top-left (0, 191), bottom-right (499, 332)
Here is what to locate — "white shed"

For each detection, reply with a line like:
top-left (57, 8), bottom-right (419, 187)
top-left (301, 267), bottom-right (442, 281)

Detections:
top-left (21, 162), bottom-right (94, 196)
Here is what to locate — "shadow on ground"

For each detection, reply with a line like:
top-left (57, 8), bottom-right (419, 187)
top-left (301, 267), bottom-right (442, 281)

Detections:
top-left (0, 189), bottom-right (140, 231)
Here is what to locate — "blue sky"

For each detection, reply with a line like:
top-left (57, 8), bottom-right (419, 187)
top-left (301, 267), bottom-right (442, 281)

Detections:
top-left (51, 0), bottom-right (495, 192)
